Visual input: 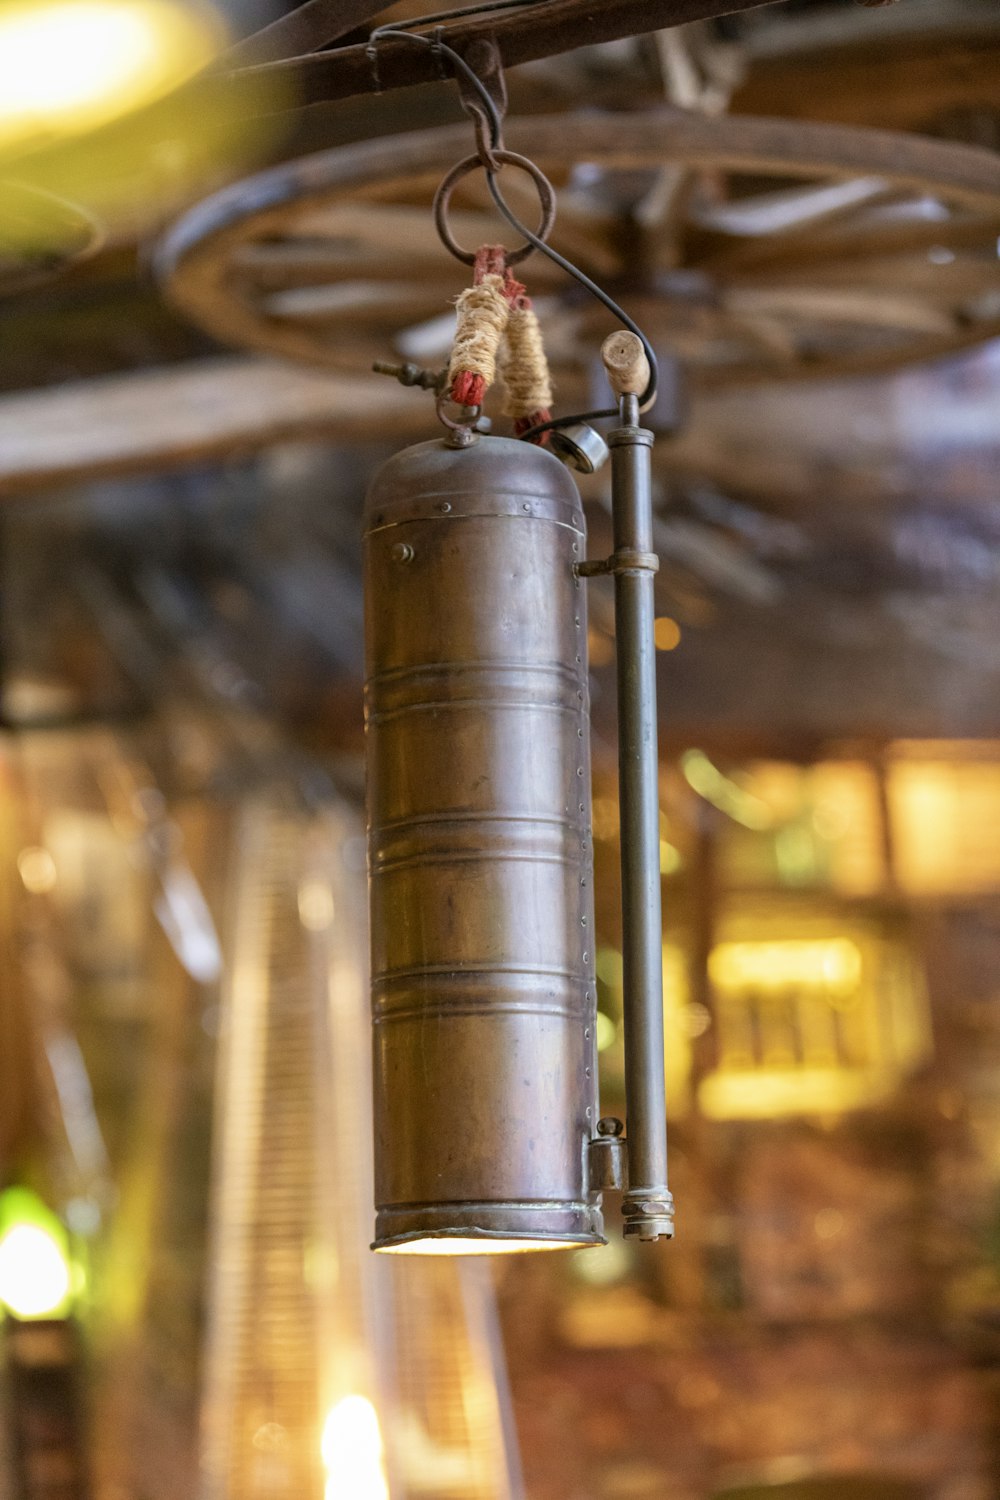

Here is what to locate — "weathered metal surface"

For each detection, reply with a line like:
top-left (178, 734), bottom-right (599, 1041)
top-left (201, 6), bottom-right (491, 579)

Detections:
top-left (158, 108), bottom-right (1000, 388)
top-left (364, 434), bottom-right (604, 1251)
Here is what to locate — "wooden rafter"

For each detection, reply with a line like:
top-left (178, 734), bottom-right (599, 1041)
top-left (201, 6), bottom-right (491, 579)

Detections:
top-left (223, 0), bottom-right (388, 70)
top-left (0, 358), bottom-right (422, 496)
top-left (225, 0), bottom-right (780, 108)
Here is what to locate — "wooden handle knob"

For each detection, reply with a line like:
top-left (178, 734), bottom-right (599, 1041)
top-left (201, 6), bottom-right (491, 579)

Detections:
top-left (601, 330), bottom-right (650, 397)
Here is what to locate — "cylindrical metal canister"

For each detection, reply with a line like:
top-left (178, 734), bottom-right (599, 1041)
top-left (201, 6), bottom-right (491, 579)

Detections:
top-left (364, 434), bottom-right (604, 1253)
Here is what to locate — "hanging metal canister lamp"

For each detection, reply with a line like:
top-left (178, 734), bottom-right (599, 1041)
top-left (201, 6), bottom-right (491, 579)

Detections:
top-left (365, 29), bottom-right (673, 1256)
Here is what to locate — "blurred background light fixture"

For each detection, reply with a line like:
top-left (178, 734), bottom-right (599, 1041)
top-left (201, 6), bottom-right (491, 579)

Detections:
top-left (0, 1186), bottom-right (74, 1320)
top-left (200, 793), bottom-right (523, 1500)
top-left (0, 0), bottom-right (222, 158)
top-left (321, 1395), bottom-right (389, 1500)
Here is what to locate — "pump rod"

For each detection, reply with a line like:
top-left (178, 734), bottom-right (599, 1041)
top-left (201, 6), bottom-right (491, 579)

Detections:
top-left (601, 332), bottom-right (674, 1242)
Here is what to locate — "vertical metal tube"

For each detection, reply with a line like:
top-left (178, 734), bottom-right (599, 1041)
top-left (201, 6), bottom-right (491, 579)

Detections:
top-left (610, 393), bottom-right (674, 1242)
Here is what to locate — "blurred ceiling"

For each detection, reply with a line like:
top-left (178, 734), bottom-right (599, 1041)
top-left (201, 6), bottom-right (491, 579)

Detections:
top-left (1, 0), bottom-right (999, 754)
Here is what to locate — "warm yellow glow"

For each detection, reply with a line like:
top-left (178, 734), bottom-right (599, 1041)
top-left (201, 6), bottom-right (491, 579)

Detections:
top-left (595, 1011), bottom-right (617, 1052)
top-left (0, 1223), bottom-right (72, 1318)
top-left (298, 878), bottom-right (335, 931)
top-left (377, 1237), bottom-right (593, 1255)
top-left (653, 616), bottom-right (681, 651)
top-left (0, 0), bottom-right (221, 153)
top-left (17, 844), bottom-right (57, 893)
top-left (709, 938), bottom-right (862, 993)
top-left (321, 1396), bottom-right (388, 1500)
top-left (698, 904), bottom-right (932, 1121)
top-left (682, 749), bottom-right (773, 829)
top-left (659, 838), bottom-right (681, 874)
top-left (700, 1065), bottom-right (892, 1120)
top-left (889, 757), bottom-right (1000, 895)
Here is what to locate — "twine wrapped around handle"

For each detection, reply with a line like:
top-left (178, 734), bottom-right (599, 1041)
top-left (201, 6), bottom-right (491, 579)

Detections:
top-left (448, 245), bottom-right (510, 408)
top-left (500, 281), bottom-right (553, 440)
top-left (447, 244), bottom-right (554, 443)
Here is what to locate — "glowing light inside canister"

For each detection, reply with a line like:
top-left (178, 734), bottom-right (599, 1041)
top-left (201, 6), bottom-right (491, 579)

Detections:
top-left (377, 1237), bottom-right (592, 1255)
top-left (321, 1395), bottom-right (389, 1500)
top-left (0, 0), bottom-right (221, 152)
top-left (0, 1223), bottom-right (72, 1319)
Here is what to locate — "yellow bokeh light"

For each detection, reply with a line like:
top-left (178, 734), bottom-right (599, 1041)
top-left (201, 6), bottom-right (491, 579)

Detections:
top-left (682, 749), bottom-right (773, 830)
top-left (17, 844), bottom-right (57, 893)
top-left (653, 616), bottom-right (681, 651)
top-left (0, 0), bottom-right (222, 155)
top-left (0, 1223), bottom-right (72, 1318)
top-left (321, 1396), bottom-right (388, 1500)
top-left (709, 938), bottom-right (862, 993)
top-left (595, 1011), bottom-right (617, 1052)
top-left (298, 879), bottom-right (335, 932)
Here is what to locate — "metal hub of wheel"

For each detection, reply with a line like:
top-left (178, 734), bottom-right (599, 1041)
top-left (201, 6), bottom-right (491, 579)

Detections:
top-left (159, 108), bottom-right (1000, 391)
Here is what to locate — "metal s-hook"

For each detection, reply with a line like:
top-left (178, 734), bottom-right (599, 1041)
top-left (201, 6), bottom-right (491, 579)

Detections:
top-left (456, 36), bottom-right (508, 169)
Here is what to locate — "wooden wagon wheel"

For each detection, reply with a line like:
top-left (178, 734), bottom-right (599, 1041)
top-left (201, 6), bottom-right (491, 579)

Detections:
top-left (158, 108), bottom-right (1000, 391)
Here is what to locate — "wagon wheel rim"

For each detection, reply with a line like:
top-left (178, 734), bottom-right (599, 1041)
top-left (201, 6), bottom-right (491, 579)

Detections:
top-left (157, 107), bottom-right (1000, 390)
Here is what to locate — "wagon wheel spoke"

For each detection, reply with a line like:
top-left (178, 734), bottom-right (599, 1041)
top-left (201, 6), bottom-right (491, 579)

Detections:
top-left (699, 198), bottom-right (999, 275)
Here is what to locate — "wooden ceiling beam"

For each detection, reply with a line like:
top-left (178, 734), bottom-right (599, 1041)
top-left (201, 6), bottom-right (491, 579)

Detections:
top-left (223, 0), bottom-right (388, 70)
top-left (0, 358), bottom-right (425, 496)
top-left (227, 0), bottom-right (781, 109)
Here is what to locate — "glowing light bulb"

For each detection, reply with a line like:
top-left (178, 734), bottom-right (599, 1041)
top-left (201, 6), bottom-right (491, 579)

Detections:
top-left (0, 0), bottom-right (222, 153)
top-left (0, 1223), bottom-right (72, 1318)
top-left (321, 1395), bottom-right (389, 1500)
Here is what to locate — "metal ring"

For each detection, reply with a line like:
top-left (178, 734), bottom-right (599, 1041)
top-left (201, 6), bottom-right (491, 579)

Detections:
top-left (433, 150), bottom-right (556, 267)
top-left (435, 390), bottom-right (481, 432)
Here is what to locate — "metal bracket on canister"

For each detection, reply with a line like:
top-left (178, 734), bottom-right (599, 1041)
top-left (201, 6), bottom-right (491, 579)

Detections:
top-left (588, 1117), bottom-right (627, 1192)
top-left (575, 548), bottom-right (659, 579)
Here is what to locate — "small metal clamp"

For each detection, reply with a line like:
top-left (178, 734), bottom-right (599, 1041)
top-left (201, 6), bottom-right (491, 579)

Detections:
top-left (575, 549), bottom-right (660, 580)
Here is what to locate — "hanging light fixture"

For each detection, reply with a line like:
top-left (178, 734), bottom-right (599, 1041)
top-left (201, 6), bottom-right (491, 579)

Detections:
top-left (365, 330), bottom-right (674, 1256)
